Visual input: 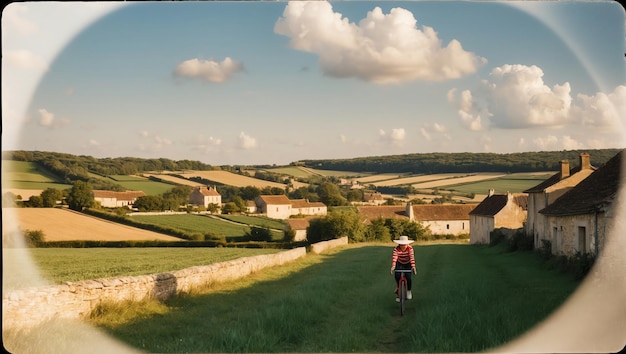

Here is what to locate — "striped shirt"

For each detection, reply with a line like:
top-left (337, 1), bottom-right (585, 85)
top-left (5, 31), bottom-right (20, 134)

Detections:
top-left (391, 245), bottom-right (415, 268)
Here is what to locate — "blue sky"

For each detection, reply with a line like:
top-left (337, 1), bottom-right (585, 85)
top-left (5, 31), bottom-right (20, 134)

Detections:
top-left (3, 1), bottom-right (625, 166)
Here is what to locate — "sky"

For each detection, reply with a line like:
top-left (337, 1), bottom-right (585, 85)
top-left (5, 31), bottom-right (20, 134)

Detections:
top-left (3, 1), bottom-right (625, 166)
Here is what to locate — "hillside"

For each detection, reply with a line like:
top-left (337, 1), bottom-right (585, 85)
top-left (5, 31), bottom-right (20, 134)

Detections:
top-left (298, 149), bottom-right (622, 174)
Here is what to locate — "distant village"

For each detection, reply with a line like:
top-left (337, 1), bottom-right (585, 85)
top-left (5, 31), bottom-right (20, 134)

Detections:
top-left (91, 149), bottom-right (623, 259)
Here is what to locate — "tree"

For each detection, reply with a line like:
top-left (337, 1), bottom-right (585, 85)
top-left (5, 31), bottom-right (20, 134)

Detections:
top-left (222, 202), bottom-right (239, 214)
top-left (134, 195), bottom-right (164, 211)
top-left (317, 182), bottom-right (346, 206)
top-left (26, 195), bottom-right (43, 208)
top-left (246, 226), bottom-right (273, 242)
top-left (306, 209), bottom-right (364, 243)
top-left (346, 189), bottom-right (363, 202)
top-left (40, 188), bottom-right (63, 207)
top-left (66, 181), bottom-right (93, 211)
top-left (365, 217), bottom-right (391, 242)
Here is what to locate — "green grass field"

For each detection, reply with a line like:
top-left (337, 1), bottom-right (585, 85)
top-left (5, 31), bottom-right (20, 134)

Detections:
top-left (78, 243), bottom-right (578, 352)
top-left (131, 214), bottom-right (283, 240)
top-left (216, 215), bottom-right (286, 230)
top-left (23, 248), bottom-right (281, 284)
top-left (3, 161), bottom-right (72, 190)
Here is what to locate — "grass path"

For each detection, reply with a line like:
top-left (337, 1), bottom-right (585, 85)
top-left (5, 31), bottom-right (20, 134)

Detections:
top-left (89, 243), bottom-right (579, 352)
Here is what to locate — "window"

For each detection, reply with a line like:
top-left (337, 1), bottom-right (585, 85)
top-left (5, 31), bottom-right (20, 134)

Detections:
top-left (446, 224), bottom-right (450, 230)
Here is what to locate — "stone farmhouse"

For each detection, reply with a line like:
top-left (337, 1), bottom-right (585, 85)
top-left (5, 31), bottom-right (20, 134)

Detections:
top-left (92, 190), bottom-right (146, 208)
top-left (468, 190), bottom-right (528, 244)
top-left (255, 195), bottom-right (327, 220)
top-left (362, 192), bottom-right (386, 205)
top-left (357, 203), bottom-right (475, 236)
top-left (524, 153), bottom-right (596, 249)
top-left (284, 217), bottom-right (315, 242)
top-left (538, 150), bottom-right (623, 256)
top-left (189, 186), bottom-right (221, 208)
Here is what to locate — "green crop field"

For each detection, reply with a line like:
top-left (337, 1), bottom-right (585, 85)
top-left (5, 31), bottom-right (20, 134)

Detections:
top-left (75, 243), bottom-right (579, 353)
top-left (21, 247), bottom-right (281, 284)
top-left (264, 166), bottom-right (312, 178)
top-left (131, 214), bottom-right (282, 240)
top-left (216, 215), bottom-right (286, 230)
top-left (442, 173), bottom-right (554, 194)
top-left (3, 161), bottom-right (72, 190)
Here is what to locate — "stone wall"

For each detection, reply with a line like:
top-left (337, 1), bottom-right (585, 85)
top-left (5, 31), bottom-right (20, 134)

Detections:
top-left (2, 247), bottom-right (306, 331)
top-left (310, 236), bottom-right (349, 254)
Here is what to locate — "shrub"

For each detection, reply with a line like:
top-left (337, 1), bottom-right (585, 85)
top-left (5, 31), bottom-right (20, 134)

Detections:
top-left (489, 229), bottom-right (505, 247)
top-left (283, 228), bottom-right (296, 243)
top-left (246, 226), bottom-right (273, 242)
top-left (24, 229), bottom-right (44, 246)
top-left (539, 239), bottom-right (552, 261)
top-left (506, 231), bottom-right (533, 252)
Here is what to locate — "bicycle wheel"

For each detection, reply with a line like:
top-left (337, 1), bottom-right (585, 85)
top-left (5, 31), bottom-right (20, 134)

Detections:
top-left (399, 279), bottom-right (407, 316)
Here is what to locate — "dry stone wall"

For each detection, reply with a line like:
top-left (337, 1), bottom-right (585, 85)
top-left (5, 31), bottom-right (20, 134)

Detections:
top-left (310, 236), bottom-right (348, 254)
top-left (3, 247), bottom-right (306, 331)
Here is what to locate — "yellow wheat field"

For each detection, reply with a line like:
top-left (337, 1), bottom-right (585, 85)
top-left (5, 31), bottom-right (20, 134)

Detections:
top-left (411, 173), bottom-right (506, 189)
top-left (177, 171), bottom-right (287, 189)
top-left (3, 208), bottom-right (182, 242)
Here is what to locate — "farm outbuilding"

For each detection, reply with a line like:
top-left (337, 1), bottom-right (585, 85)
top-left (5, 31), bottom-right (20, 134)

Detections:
top-left (539, 150), bottom-right (623, 256)
top-left (468, 190), bottom-right (528, 244)
top-left (189, 186), bottom-right (221, 208)
top-left (524, 153), bottom-right (596, 249)
top-left (92, 190), bottom-right (146, 208)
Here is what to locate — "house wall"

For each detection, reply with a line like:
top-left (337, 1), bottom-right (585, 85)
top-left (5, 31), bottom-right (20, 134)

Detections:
top-left (292, 206), bottom-right (327, 217)
top-left (263, 204), bottom-right (292, 219)
top-left (470, 215), bottom-right (494, 244)
top-left (545, 212), bottom-right (608, 256)
top-left (95, 197), bottom-right (117, 208)
top-left (495, 201), bottom-right (527, 229)
top-left (525, 192), bottom-right (546, 245)
top-left (294, 229), bottom-right (307, 242)
top-left (424, 219), bottom-right (468, 236)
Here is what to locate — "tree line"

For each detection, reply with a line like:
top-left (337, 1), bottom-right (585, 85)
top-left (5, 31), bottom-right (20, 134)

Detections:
top-left (297, 149), bottom-right (622, 174)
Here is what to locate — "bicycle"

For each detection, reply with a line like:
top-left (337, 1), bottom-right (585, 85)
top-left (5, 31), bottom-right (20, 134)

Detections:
top-left (395, 269), bottom-right (413, 316)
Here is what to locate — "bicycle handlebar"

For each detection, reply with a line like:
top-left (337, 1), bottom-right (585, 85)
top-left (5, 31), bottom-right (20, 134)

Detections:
top-left (393, 269), bottom-right (414, 273)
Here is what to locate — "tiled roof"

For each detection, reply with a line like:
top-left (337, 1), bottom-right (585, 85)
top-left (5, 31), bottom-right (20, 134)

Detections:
top-left (291, 199), bottom-right (328, 208)
top-left (469, 194), bottom-right (527, 216)
top-left (258, 195), bottom-right (292, 205)
top-left (356, 205), bottom-right (407, 220)
top-left (286, 217), bottom-right (315, 230)
top-left (412, 204), bottom-right (475, 221)
top-left (196, 186), bottom-right (220, 196)
top-left (92, 190), bottom-right (146, 200)
top-left (540, 150), bottom-right (623, 216)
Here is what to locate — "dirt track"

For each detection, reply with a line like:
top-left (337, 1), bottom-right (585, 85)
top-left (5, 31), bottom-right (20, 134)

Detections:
top-left (3, 208), bottom-right (182, 242)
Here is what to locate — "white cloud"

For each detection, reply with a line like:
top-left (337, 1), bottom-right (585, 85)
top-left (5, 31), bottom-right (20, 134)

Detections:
top-left (571, 85), bottom-right (626, 129)
top-left (4, 49), bottom-right (49, 71)
top-left (174, 57), bottom-right (244, 83)
top-left (339, 134), bottom-right (347, 143)
top-left (137, 131), bottom-right (173, 152)
top-left (38, 108), bottom-right (54, 127)
top-left (532, 135), bottom-right (584, 151)
top-left (89, 139), bottom-right (101, 147)
top-left (448, 88), bottom-right (484, 131)
top-left (420, 123), bottom-right (449, 142)
top-left (238, 132), bottom-right (257, 149)
top-left (450, 64), bottom-right (573, 130)
top-left (2, 4), bottom-right (39, 37)
top-left (451, 64), bottom-right (625, 135)
top-left (274, 1), bottom-right (485, 83)
top-left (379, 128), bottom-right (406, 146)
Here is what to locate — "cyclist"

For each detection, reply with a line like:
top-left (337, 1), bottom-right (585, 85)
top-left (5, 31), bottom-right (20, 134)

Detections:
top-left (390, 235), bottom-right (417, 302)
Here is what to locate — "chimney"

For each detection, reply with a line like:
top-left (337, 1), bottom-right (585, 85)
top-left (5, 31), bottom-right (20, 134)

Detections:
top-left (406, 202), bottom-right (414, 221)
top-left (488, 189), bottom-right (495, 197)
top-left (579, 153), bottom-right (591, 170)
top-left (560, 160), bottom-right (570, 179)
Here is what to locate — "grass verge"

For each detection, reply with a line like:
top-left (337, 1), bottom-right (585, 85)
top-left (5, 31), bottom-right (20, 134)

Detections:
top-left (86, 243), bottom-right (579, 352)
